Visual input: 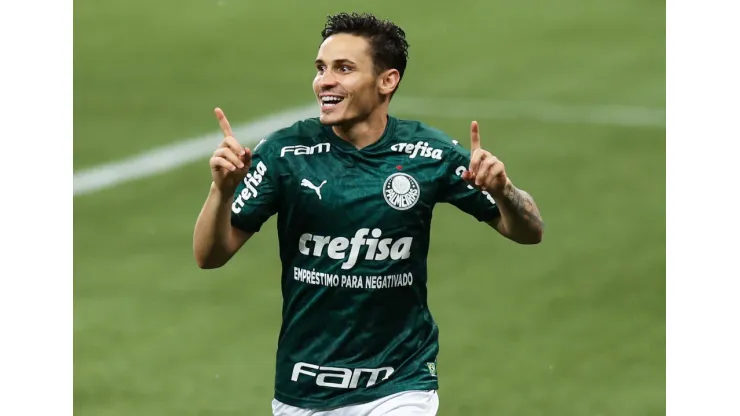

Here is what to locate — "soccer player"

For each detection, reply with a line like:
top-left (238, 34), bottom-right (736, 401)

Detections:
top-left (193, 12), bottom-right (544, 416)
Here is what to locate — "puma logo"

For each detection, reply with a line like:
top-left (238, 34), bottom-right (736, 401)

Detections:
top-left (301, 178), bottom-right (327, 200)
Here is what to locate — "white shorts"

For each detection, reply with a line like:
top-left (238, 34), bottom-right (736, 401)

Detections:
top-left (272, 390), bottom-right (439, 416)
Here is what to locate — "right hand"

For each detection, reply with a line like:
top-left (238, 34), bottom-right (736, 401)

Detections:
top-left (210, 107), bottom-right (252, 194)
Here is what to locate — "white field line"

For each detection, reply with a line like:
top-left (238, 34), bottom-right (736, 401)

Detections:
top-left (392, 97), bottom-right (666, 128)
top-left (73, 104), bottom-right (317, 196)
top-left (73, 97), bottom-right (665, 196)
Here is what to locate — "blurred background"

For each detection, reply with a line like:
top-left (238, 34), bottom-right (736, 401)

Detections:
top-left (73, 0), bottom-right (665, 414)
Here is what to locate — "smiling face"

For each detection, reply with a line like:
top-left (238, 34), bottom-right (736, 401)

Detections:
top-left (313, 33), bottom-right (398, 127)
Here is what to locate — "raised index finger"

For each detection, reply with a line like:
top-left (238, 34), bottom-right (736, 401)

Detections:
top-left (214, 107), bottom-right (233, 137)
top-left (470, 120), bottom-right (481, 152)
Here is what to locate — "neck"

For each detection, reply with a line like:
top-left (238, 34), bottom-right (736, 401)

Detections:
top-left (332, 106), bottom-right (389, 149)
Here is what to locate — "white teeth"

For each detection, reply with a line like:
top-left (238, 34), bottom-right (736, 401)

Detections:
top-left (321, 96), bottom-right (343, 104)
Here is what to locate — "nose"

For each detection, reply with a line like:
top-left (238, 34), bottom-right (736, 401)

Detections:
top-left (318, 71), bottom-right (338, 89)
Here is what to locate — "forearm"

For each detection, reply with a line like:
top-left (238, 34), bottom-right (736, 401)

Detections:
top-left (490, 180), bottom-right (544, 244)
top-left (193, 183), bottom-right (240, 268)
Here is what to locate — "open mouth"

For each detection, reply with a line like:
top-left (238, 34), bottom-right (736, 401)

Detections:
top-left (320, 96), bottom-right (345, 108)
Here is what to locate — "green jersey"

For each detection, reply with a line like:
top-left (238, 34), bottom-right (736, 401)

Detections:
top-left (230, 115), bottom-right (500, 409)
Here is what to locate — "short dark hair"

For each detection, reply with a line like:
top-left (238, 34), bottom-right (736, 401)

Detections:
top-left (321, 12), bottom-right (410, 91)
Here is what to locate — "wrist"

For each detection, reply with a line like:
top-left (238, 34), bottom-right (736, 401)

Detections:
top-left (488, 178), bottom-right (514, 200)
top-left (210, 182), bottom-right (235, 204)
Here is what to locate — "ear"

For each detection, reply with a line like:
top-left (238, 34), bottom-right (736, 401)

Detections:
top-left (377, 69), bottom-right (401, 96)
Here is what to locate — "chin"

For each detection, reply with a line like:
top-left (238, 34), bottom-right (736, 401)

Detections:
top-left (319, 112), bottom-right (346, 126)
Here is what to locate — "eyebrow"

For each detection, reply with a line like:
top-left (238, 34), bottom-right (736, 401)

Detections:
top-left (314, 58), bottom-right (357, 66)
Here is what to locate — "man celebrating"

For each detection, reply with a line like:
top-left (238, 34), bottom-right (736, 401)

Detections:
top-left (193, 12), bottom-right (543, 416)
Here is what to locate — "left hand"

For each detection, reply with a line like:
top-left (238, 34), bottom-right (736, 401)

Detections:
top-left (461, 121), bottom-right (510, 197)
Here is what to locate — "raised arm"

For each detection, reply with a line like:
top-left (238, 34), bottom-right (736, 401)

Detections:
top-left (193, 108), bottom-right (255, 269)
top-left (462, 121), bottom-right (544, 244)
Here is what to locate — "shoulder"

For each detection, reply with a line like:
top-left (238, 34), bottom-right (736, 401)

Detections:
top-left (392, 117), bottom-right (471, 161)
top-left (251, 117), bottom-right (325, 158)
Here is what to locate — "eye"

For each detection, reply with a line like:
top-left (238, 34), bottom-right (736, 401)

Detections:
top-left (339, 65), bottom-right (352, 73)
top-left (316, 65), bottom-right (326, 73)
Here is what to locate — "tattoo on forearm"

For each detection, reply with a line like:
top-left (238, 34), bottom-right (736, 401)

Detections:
top-left (503, 185), bottom-right (544, 230)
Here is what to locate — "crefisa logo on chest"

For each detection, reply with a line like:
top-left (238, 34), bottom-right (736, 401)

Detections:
top-left (383, 172), bottom-right (420, 210)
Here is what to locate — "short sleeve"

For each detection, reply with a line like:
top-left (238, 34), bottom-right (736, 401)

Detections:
top-left (230, 144), bottom-right (279, 233)
top-left (438, 145), bottom-right (501, 222)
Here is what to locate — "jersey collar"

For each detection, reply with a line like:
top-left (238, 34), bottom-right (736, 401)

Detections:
top-left (321, 115), bottom-right (397, 154)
